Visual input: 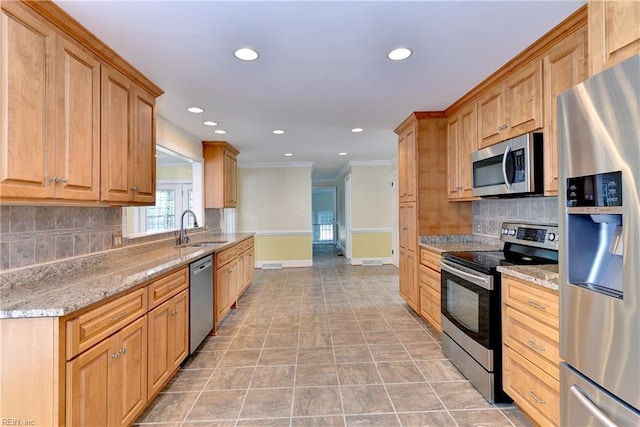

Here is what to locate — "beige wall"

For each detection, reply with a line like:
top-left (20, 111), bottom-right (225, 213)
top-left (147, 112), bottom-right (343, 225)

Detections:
top-left (351, 232), bottom-right (391, 259)
top-left (157, 164), bottom-right (192, 180)
top-left (237, 164), bottom-right (313, 266)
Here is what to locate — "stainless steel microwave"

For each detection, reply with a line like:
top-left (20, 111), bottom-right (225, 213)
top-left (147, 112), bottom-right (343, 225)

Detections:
top-left (471, 132), bottom-right (543, 197)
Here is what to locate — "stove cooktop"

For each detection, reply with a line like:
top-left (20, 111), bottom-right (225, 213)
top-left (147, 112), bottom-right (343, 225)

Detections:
top-left (442, 248), bottom-right (557, 275)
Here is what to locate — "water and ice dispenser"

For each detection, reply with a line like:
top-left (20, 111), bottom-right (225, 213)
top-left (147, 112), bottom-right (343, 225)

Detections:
top-left (566, 171), bottom-right (623, 299)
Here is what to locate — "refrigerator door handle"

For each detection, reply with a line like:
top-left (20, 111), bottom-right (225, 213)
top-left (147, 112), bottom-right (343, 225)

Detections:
top-left (570, 384), bottom-right (619, 427)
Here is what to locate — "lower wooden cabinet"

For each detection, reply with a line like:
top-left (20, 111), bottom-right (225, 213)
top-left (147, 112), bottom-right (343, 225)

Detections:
top-left (418, 248), bottom-right (442, 332)
top-left (147, 289), bottom-right (189, 397)
top-left (214, 238), bottom-right (255, 328)
top-left (502, 275), bottom-right (559, 426)
top-left (216, 258), bottom-right (238, 324)
top-left (66, 315), bottom-right (147, 427)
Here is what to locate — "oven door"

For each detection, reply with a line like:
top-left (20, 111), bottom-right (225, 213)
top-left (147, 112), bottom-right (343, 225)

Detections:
top-left (440, 259), bottom-right (496, 350)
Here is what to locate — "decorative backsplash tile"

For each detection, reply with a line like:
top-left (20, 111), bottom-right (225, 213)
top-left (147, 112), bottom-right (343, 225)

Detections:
top-left (472, 197), bottom-right (558, 239)
top-left (0, 206), bottom-right (224, 271)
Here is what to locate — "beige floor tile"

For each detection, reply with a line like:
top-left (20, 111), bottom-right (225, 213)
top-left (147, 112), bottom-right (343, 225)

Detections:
top-left (296, 363), bottom-right (339, 386)
top-left (182, 350), bottom-right (225, 369)
top-left (240, 388), bottom-right (294, 419)
top-left (333, 346), bottom-right (374, 364)
top-left (297, 346), bottom-right (335, 364)
top-left (299, 332), bottom-right (333, 347)
top-left (501, 408), bottom-right (535, 427)
top-left (291, 415), bottom-right (345, 426)
top-left (329, 320), bottom-right (360, 331)
top-left (376, 361), bottom-right (425, 383)
top-left (218, 349), bottom-right (261, 368)
top-left (396, 411), bottom-right (456, 426)
top-left (229, 334), bottom-right (266, 350)
top-left (340, 384), bottom-right (394, 415)
top-left (293, 386), bottom-right (343, 416)
top-left (415, 359), bottom-right (466, 382)
top-left (136, 392), bottom-right (199, 423)
top-left (363, 330), bottom-right (401, 345)
top-left (206, 367), bottom-right (255, 390)
top-left (236, 418), bottom-right (290, 427)
top-left (431, 381), bottom-right (494, 410)
top-left (259, 347), bottom-right (298, 366)
top-left (163, 369), bottom-right (213, 392)
top-left (337, 363), bottom-right (382, 385)
top-left (197, 336), bottom-right (234, 351)
top-left (394, 329), bottom-right (436, 344)
top-left (404, 342), bottom-right (445, 360)
top-left (368, 344), bottom-right (411, 362)
top-left (331, 331), bottom-right (367, 346)
top-left (450, 409), bottom-right (513, 426)
top-left (345, 413), bottom-right (400, 426)
top-left (358, 319), bottom-right (391, 331)
top-left (185, 390), bottom-right (246, 421)
top-left (386, 383), bottom-right (443, 412)
top-left (264, 333), bottom-right (299, 348)
top-left (251, 365), bottom-right (296, 388)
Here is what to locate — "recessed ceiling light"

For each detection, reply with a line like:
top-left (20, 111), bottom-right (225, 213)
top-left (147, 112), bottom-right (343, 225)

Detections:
top-left (187, 106), bottom-right (204, 113)
top-left (203, 121), bottom-right (218, 126)
top-left (284, 153), bottom-right (293, 157)
top-left (272, 129), bottom-right (285, 135)
top-left (351, 128), bottom-right (364, 133)
top-left (339, 152), bottom-right (347, 156)
top-left (234, 48), bottom-right (259, 61)
top-left (214, 129), bottom-right (227, 134)
top-left (387, 48), bottom-right (412, 61)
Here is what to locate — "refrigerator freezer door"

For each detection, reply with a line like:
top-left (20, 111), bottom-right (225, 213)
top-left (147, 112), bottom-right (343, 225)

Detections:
top-left (561, 363), bottom-right (640, 426)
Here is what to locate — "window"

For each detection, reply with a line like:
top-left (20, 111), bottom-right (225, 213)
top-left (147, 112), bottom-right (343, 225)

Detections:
top-left (138, 183), bottom-right (194, 232)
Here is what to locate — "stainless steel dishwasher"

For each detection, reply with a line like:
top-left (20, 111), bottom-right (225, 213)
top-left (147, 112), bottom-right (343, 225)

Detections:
top-left (189, 254), bottom-right (214, 354)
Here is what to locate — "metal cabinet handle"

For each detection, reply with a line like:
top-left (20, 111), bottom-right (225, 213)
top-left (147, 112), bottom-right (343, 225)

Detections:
top-left (570, 384), bottom-right (618, 427)
top-left (498, 124), bottom-right (508, 131)
top-left (527, 300), bottom-right (547, 311)
top-left (527, 340), bottom-right (546, 353)
top-left (527, 390), bottom-right (547, 404)
top-left (61, 177), bottom-right (68, 183)
top-left (169, 309), bottom-right (178, 316)
top-left (109, 311), bottom-right (128, 322)
top-left (51, 176), bottom-right (59, 183)
top-left (119, 348), bottom-right (127, 354)
top-left (112, 353), bottom-right (120, 359)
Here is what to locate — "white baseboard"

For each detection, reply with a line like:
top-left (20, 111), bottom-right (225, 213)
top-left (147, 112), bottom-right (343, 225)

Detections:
top-left (256, 260), bottom-right (313, 269)
top-left (350, 257), bottom-right (393, 266)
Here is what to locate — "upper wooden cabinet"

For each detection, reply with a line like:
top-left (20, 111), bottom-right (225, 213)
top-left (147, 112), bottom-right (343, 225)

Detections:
top-left (0, 0), bottom-right (162, 205)
top-left (397, 125), bottom-right (417, 202)
top-left (478, 59), bottom-right (544, 148)
top-left (101, 66), bottom-right (156, 205)
top-left (203, 141), bottom-right (240, 208)
top-left (589, 0), bottom-right (640, 75)
top-left (447, 102), bottom-right (478, 200)
top-left (543, 27), bottom-right (588, 195)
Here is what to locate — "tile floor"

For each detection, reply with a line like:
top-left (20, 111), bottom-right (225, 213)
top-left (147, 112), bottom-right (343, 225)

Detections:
top-left (135, 245), bottom-right (532, 426)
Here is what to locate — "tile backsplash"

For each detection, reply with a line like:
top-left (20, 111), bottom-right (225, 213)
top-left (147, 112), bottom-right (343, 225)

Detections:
top-left (472, 197), bottom-right (558, 239)
top-left (0, 206), bottom-right (223, 271)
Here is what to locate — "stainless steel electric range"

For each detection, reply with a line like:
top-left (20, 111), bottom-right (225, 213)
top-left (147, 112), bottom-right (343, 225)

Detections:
top-left (440, 222), bottom-right (559, 403)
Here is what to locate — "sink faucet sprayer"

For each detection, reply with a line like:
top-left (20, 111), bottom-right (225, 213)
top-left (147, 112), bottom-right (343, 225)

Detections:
top-left (180, 210), bottom-right (199, 245)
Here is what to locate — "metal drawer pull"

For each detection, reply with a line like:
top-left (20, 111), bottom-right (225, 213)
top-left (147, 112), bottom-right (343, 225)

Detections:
top-left (528, 390), bottom-right (547, 404)
top-left (527, 340), bottom-right (546, 353)
top-left (109, 311), bottom-right (128, 322)
top-left (527, 300), bottom-right (547, 310)
top-left (570, 384), bottom-right (617, 427)
top-left (112, 353), bottom-right (119, 359)
top-left (169, 309), bottom-right (178, 316)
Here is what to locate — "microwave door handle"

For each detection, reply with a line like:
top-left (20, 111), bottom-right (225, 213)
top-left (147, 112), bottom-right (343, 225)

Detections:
top-left (502, 145), bottom-right (513, 189)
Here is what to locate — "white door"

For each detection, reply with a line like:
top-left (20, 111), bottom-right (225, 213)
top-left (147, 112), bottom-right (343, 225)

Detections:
top-left (345, 174), bottom-right (352, 260)
top-left (391, 172), bottom-right (399, 267)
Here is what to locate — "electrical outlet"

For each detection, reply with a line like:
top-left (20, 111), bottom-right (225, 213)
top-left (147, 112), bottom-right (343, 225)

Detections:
top-left (112, 232), bottom-right (123, 248)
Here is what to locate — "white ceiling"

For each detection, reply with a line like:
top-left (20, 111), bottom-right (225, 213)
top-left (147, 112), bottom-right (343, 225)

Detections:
top-left (55, 0), bottom-right (584, 181)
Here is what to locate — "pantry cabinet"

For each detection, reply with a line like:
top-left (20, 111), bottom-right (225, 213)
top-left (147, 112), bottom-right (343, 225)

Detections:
top-left (502, 275), bottom-right (560, 427)
top-left (0, 0), bottom-right (162, 205)
top-left (203, 141), bottom-right (240, 209)
top-left (543, 27), bottom-right (588, 195)
top-left (589, 0), bottom-right (640, 75)
top-left (447, 102), bottom-right (478, 200)
top-left (478, 60), bottom-right (543, 148)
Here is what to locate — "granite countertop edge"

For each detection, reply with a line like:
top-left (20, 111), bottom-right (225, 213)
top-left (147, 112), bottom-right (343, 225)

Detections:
top-left (419, 234), bottom-right (503, 254)
top-left (0, 233), bottom-right (254, 319)
top-left (497, 265), bottom-right (559, 292)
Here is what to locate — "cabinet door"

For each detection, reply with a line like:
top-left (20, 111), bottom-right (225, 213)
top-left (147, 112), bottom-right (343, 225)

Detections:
top-left (400, 248), bottom-right (417, 311)
top-left (446, 114), bottom-right (461, 199)
top-left (0, 4), bottom-right (56, 199)
top-left (458, 103), bottom-right (478, 199)
top-left (228, 258), bottom-right (239, 306)
top-left (131, 87), bottom-right (156, 204)
top-left (224, 149), bottom-right (237, 207)
top-left (56, 36), bottom-right (101, 201)
top-left (66, 336), bottom-right (114, 426)
top-left (169, 290), bottom-right (189, 371)
top-left (113, 316), bottom-right (147, 427)
top-left (215, 265), bottom-right (231, 324)
top-left (589, 1), bottom-right (640, 75)
top-left (477, 84), bottom-right (506, 148)
top-left (398, 126), bottom-right (417, 201)
top-left (506, 59), bottom-right (543, 138)
top-left (101, 65), bottom-right (133, 202)
top-left (544, 28), bottom-right (587, 195)
top-left (147, 299), bottom-right (171, 397)
top-left (398, 202), bottom-right (416, 251)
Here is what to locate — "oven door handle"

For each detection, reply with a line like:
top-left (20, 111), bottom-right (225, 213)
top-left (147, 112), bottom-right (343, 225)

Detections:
top-left (440, 259), bottom-right (493, 291)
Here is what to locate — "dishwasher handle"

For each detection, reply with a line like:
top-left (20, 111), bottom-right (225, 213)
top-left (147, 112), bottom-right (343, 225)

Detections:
top-left (191, 255), bottom-right (213, 275)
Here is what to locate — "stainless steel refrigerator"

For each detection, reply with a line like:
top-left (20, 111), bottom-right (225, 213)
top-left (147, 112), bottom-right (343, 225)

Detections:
top-left (558, 53), bottom-right (640, 425)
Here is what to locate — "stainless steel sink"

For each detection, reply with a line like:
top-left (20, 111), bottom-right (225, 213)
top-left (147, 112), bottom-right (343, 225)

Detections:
top-left (184, 240), bottom-right (227, 248)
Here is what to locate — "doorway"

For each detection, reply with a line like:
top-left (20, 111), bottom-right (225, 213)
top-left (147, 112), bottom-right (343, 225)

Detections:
top-left (312, 187), bottom-right (337, 244)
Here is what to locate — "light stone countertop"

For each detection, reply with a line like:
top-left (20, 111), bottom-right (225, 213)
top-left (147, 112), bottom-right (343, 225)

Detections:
top-left (497, 264), bottom-right (559, 292)
top-left (0, 233), bottom-right (254, 319)
top-left (419, 234), bottom-right (503, 254)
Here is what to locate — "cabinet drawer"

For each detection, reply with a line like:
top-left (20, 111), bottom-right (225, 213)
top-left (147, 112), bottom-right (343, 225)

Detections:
top-left (419, 284), bottom-right (441, 332)
top-left (419, 264), bottom-right (440, 293)
top-left (504, 306), bottom-right (559, 380)
top-left (503, 346), bottom-right (559, 426)
top-left (66, 288), bottom-right (147, 360)
top-left (420, 248), bottom-right (441, 272)
top-left (502, 276), bottom-right (558, 327)
top-left (216, 246), bottom-right (237, 267)
top-left (238, 239), bottom-right (252, 252)
top-left (147, 267), bottom-right (188, 309)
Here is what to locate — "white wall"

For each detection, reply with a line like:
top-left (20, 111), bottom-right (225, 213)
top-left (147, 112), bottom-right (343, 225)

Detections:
top-left (350, 163), bottom-right (392, 229)
top-left (156, 116), bottom-right (202, 161)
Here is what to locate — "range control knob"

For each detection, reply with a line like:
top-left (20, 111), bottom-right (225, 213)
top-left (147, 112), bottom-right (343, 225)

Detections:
top-left (502, 228), bottom-right (509, 235)
top-left (547, 232), bottom-right (556, 242)
top-left (508, 229), bottom-right (516, 236)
